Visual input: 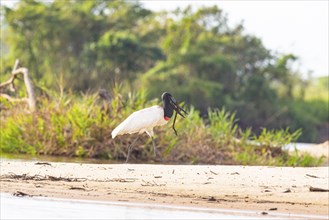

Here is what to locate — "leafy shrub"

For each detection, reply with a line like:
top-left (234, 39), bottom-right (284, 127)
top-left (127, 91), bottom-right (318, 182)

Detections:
top-left (0, 89), bottom-right (324, 166)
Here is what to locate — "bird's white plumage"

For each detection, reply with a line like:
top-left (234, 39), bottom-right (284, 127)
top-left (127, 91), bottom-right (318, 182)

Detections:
top-left (111, 105), bottom-right (168, 139)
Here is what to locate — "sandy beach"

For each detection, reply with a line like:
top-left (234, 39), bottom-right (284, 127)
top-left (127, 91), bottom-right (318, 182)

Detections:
top-left (1, 161), bottom-right (328, 216)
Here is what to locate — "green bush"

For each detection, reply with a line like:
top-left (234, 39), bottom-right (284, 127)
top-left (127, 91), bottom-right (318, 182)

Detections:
top-left (0, 89), bottom-right (323, 166)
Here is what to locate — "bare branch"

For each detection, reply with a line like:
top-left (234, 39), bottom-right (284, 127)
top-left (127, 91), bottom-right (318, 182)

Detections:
top-left (0, 60), bottom-right (36, 111)
top-left (10, 59), bottom-right (20, 92)
top-left (0, 59), bottom-right (21, 90)
top-left (0, 75), bottom-right (16, 90)
top-left (0, 93), bottom-right (28, 103)
top-left (12, 59), bottom-right (20, 72)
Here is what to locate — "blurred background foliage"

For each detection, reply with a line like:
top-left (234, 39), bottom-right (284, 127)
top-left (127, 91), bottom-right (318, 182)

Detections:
top-left (1, 0), bottom-right (328, 143)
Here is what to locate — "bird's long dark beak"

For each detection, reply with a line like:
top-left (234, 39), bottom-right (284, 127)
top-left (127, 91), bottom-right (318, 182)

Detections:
top-left (169, 96), bottom-right (187, 136)
top-left (170, 97), bottom-right (187, 117)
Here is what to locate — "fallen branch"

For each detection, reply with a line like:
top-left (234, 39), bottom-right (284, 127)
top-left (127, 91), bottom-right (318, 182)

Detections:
top-left (13, 191), bottom-right (33, 197)
top-left (0, 59), bottom-right (36, 111)
top-left (0, 173), bottom-right (87, 182)
top-left (0, 93), bottom-right (28, 103)
top-left (0, 59), bottom-right (20, 89)
top-left (309, 186), bottom-right (329, 192)
top-left (306, 174), bottom-right (320, 178)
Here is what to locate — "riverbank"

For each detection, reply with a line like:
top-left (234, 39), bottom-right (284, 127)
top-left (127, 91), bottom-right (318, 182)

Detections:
top-left (1, 161), bottom-right (328, 216)
top-left (299, 141), bottom-right (329, 158)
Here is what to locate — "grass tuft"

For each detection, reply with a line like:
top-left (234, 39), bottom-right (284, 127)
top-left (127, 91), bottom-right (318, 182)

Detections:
top-left (0, 88), bottom-right (324, 166)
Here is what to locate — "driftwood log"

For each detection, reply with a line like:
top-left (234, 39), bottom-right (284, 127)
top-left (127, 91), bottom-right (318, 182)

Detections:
top-left (0, 59), bottom-right (36, 111)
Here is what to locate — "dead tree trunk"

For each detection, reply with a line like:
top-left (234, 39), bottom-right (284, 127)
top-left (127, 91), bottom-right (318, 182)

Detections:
top-left (0, 59), bottom-right (36, 112)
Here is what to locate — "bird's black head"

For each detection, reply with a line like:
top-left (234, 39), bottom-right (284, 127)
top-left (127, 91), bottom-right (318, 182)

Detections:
top-left (162, 92), bottom-right (187, 121)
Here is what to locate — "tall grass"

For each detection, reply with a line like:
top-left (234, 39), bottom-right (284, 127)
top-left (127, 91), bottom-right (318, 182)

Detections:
top-left (0, 87), bottom-right (324, 166)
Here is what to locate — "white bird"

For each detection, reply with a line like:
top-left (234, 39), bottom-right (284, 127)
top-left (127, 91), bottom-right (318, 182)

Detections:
top-left (112, 92), bottom-right (187, 163)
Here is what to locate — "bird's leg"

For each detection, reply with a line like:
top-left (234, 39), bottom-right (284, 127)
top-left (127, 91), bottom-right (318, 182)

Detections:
top-left (125, 136), bottom-right (139, 163)
top-left (151, 137), bottom-right (163, 162)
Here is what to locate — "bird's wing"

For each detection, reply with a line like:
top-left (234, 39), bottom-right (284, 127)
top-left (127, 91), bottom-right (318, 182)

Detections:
top-left (111, 105), bottom-right (165, 138)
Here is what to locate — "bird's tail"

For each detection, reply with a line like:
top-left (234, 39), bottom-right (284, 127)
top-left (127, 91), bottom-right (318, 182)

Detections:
top-left (111, 127), bottom-right (120, 139)
top-left (111, 130), bottom-right (117, 139)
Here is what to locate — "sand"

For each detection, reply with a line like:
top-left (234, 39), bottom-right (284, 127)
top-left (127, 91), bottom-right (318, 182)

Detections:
top-left (1, 161), bottom-right (328, 216)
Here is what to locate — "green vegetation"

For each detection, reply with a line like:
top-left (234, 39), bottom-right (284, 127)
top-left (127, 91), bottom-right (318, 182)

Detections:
top-left (0, 87), bottom-right (324, 166)
top-left (0, 0), bottom-right (328, 165)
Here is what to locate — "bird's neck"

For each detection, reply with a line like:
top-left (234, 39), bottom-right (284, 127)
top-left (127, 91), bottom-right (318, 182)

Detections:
top-left (163, 100), bottom-right (174, 120)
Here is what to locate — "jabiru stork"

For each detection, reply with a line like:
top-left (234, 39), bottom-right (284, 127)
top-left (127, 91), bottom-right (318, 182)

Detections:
top-left (111, 92), bottom-right (187, 163)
